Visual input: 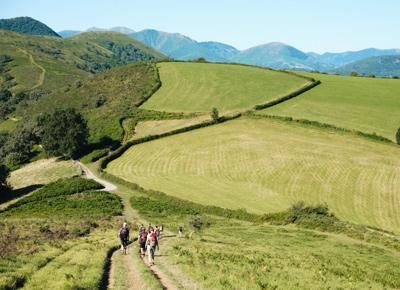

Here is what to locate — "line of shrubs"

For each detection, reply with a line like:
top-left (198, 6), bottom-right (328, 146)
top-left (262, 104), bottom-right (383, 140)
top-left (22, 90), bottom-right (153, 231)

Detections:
top-left (247, 113), bottom-right (393, 144)
top-left (99, 113), bottom-right (242, 170)
top-left (253, 80), bottom-right (321, 110)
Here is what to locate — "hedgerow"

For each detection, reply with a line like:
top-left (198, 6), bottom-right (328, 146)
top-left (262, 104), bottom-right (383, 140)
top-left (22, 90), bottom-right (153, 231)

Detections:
top-left (247, 113), bottom-right (393, 144)
top-left (253, 80), bottom-right (321, 110)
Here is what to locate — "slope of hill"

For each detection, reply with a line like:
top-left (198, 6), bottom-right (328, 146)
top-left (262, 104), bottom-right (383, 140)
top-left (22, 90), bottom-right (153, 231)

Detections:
top-left (0, 30), bottom-right (165, 94)
top-left (141, 62), bottom-right (311, 113)
top-left (334, 55), bottom-right (400, 76)
top-left (106, 117), bottom-right (400, 234)
top-left (86, 26), bottom-right (135, 34)
top-left (130, 29), bottom-right (237, 61)
top-left (263, 71), bottom-right (400, 141)
top-left (18, 62), bottom-right (161, 145)
top-left (0, 16), bottom-right (60, 37)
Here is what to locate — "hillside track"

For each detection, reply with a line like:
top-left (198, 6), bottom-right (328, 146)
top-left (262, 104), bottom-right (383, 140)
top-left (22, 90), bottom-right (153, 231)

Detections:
top-left (80, 163), bottom-right (176, 290)
top-left (17, 48), bottom-right (46, 89)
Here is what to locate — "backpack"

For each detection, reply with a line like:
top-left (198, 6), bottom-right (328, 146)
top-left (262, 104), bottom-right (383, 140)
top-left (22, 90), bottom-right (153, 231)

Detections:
top-left (141, 231), bottom-right (148, 242)
top-left (120, 228), bottom-right (128, 239)
top-left (149, 232), bottom-right (157, 247)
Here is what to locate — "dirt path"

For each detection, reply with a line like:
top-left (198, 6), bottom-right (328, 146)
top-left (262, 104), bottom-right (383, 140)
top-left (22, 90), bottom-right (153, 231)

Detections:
top-left (80, 163), bottom-right (177, 289)
top-left (17, 48), bottom-right (46, 89)
top-left (77, 161), bottom-right (117, 191)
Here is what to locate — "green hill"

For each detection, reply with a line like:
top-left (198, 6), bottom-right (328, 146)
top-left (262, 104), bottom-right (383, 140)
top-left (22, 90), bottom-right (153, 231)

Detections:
top-left (141, 62), bottom-right (311, 113)
top-left (0, 16), bottom-right (60, 37)
top-left (261, 71), bottom-right (400, 141)
top-left (335, 55), bottom-right (400, 77)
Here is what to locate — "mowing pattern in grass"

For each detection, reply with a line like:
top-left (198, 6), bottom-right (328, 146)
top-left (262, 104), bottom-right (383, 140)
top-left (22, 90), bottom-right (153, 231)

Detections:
top-left (142, 62), bottom-right (310, 113)
top-left (107, 118), bottom-right (400, 233)
top-left (262, 72), bottom-right (400, 141)
top-left (8, 158), bottom-right (81, 189)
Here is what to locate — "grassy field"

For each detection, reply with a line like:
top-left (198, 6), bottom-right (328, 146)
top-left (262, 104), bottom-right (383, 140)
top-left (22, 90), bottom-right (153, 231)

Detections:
top-left (0, 177), bottom-right (123, 289)
top-left (126, 187), bottom-right (400, 290)
top-left (130, 114), bottom-right (211, 140)
top-left (8, 158), bottom-right (81, 189)
top-left (107, 117), bottom-right (400, 233)
top-left (142, 62), bottom-right (310, 113)
top-left (261, 72), bottom-right (400, 141)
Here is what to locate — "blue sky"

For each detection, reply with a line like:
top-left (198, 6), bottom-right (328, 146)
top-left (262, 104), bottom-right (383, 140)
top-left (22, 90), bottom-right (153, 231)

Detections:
top-left (1, 0), bottom-right (399, 53)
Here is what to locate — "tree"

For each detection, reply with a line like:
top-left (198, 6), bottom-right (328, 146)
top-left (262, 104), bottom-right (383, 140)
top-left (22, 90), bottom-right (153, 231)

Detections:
top-left (211, 107), bottom-right (219, 123)
top-left (0, 89), bottom-right (12, 102)
top-left (38, 108), bottom-right (89, 159)
top-left (396, 128), bottom-right (400, 145)
top-left (0, 163), bottom-right (9, 191)
top-left (350, 71), bottom-right (359, 77)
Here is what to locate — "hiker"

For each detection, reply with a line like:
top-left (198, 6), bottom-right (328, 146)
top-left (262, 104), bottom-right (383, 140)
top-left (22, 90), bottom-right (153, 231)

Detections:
top-left (147, 223), bottom-right (153, 233)
top-left (155, 225), bottom-right (161, 239)
top-left (138, 224), bottom-right (144, 235)
top-left (119, 222), bottom-right (130, 255)
top-left (178, 224), bottom-right (183, 237)
top-left (146, 228), bottom-right (158, 265)
top-left (160, 224), bottom-right (164, 232)
top-left (139, 228), bottom-right (148, 257)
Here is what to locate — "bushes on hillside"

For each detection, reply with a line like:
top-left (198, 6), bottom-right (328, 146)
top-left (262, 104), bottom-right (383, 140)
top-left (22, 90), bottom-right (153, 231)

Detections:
top-left (396, 128), bottom-right (400, 145)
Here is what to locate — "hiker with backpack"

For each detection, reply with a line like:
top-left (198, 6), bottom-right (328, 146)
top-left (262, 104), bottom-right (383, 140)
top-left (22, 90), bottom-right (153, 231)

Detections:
top-left (139, 228), bottom-right (148, 257)
top-left (146, 228), bottom-right (158, 265)
top-left (147, 223), bottom-right (153, 233)
top-left (155, 225), bottom-right (161, 239)
top-left (119, 222), bottom-right (130, 255)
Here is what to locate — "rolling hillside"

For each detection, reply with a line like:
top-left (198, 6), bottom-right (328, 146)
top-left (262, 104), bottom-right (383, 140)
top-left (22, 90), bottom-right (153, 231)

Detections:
top-left (106, 117), bottom-right (400, 233)
top-left (141, 62), bottom-right (311, 113)
top-left (262, 71), bottom-right (400, 141)
top-left (0, 16), bottom-right (60, 37)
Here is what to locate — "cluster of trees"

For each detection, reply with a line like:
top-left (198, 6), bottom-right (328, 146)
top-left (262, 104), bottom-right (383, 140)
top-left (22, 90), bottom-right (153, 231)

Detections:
top-left (0, 108), bottom-right (89, 191)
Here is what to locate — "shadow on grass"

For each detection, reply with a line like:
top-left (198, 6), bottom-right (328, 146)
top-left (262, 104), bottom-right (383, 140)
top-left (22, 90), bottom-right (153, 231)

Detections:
top-left (0, 184), bottom-right (43, 204)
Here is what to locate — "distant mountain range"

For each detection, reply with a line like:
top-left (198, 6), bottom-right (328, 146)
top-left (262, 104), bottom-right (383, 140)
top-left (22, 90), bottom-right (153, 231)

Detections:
top-left (1, 17), bottom-right (399, 76)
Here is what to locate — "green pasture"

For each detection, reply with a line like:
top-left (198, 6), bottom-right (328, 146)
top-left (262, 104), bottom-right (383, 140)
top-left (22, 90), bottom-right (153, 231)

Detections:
top-left (142, 62), bottom-right (310, 113)
top-left (262, 72), bottom-right (400, 141)
top-left (107, 117), bottom-right (400, 233)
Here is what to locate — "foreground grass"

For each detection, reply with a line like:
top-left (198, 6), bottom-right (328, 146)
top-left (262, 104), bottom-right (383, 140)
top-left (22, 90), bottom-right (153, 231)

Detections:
top-left (107, 117), bottom-right (400, 233)
top-left (142, 62), bottom-right (310, 113)
top-left (0, 177), bottom-right (123, 289)
top-left (7, 158), bottom-right (81, 190)
top-left (127, 190), bottom-right (400, 290)
top-left (263, 72), bottom-right (400, 141)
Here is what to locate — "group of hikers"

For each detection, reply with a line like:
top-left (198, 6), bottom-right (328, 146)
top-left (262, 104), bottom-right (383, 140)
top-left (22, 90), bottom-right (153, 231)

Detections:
top-left (118, 222), bottom-right (164, 266)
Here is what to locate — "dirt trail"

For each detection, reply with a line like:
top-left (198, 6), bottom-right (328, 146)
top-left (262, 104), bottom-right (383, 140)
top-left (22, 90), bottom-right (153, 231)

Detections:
top-left (80, 162), bottom-right (177, 289)
top-left (77, 161), bottom-right (117, 191)
top-left (17, 48), bottom-right (46, 89)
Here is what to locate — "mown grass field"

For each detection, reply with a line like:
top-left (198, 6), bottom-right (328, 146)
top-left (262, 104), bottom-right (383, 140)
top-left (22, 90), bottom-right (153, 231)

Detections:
top-left (0, 177), bottom-right (123, 289)
top-left (261, 72), bottom-right (400, 141)
top-left (107, 117), bottom-right (400, 233)
top-left (142, 62), bottom-right (310, 113)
